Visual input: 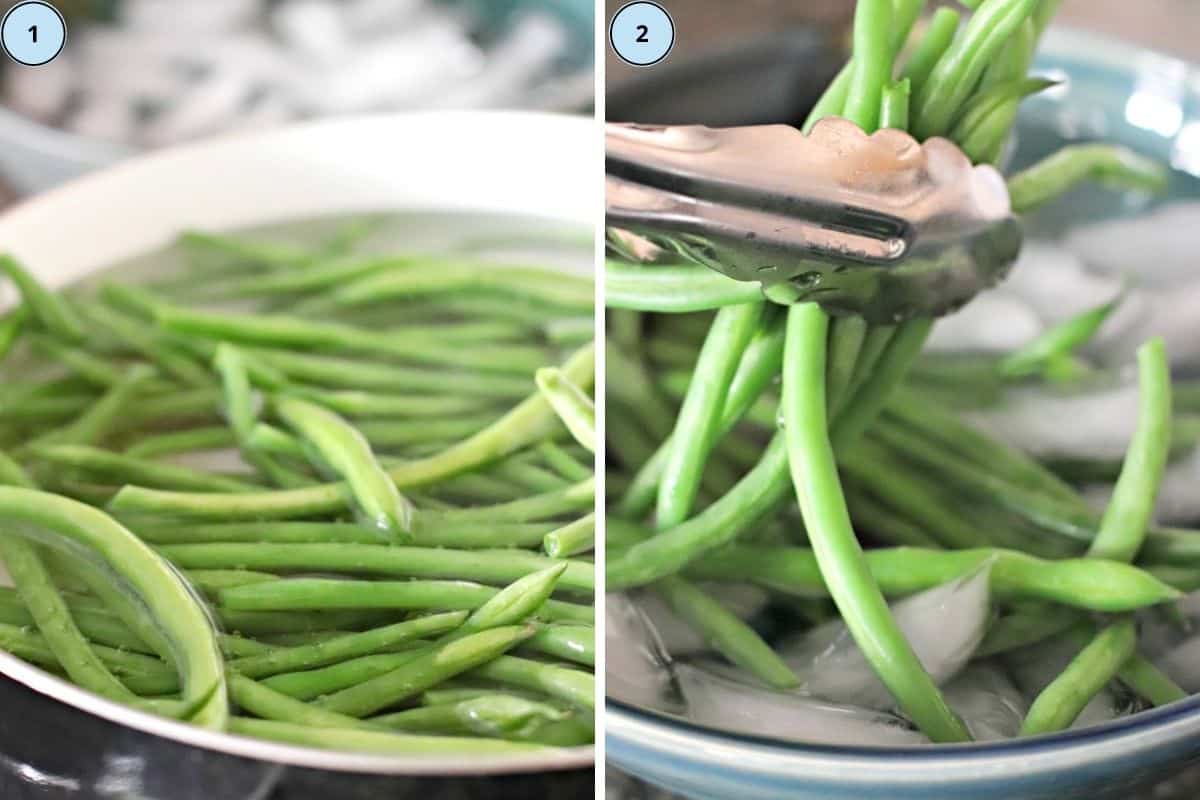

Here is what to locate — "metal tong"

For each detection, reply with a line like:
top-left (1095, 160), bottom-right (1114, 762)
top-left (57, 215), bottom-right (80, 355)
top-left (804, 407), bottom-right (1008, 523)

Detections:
top-left (605, 117), bottom-right (1022, 323)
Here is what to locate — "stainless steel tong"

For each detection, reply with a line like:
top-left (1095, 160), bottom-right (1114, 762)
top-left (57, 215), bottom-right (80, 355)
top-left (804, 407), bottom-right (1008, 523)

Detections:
top-left (605, 117), bottom-right (1022, 322)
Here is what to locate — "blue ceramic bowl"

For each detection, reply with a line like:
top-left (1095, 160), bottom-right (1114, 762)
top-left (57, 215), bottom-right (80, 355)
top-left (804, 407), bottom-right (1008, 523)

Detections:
top-left (606, 28), bottom-right (1200, 800)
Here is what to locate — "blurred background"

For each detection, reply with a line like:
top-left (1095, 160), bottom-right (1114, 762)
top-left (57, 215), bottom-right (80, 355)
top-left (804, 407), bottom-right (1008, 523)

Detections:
top-left (0, 0), bottom-right (594, 204)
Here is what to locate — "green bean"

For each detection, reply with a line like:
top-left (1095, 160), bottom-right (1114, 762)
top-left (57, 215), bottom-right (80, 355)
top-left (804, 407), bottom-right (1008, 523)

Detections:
top-left (228, 716), bottom-right (540, 754)
top-left (81, 303), bottom-right (211, 387)
top-left (29, 444), bottom-right (257, 493)
top-left (1087, 339), bottom-right (1170, 563)
top-left (842, 0), bottom-right (893, 132)
top-left (229, 673), bottom-right (375, 729)
top-left (0, 254), bottom-right (84, 341)
top-left (176, 230), bottom-right (316, 268)
top-left (159, 537), bottom-right (590, 587)
top-left (951, 77), bottom-right (1057, 162)
top-left (0, 622), bottom-right (177, 696)
top-left (656, 575), bottom-right (798, 688)
top-left (0, 308), bottom-right (25, 361)
top-left (426, 479), bottom-right (593, 523)
top-left (39, 365), bottom-right (156, 448)
top-left (535, 368), bottom-right (596, 453)
top-left (0, 456), bottom-right (134, 700)
top-left (47, 550), bottom-right (176, 665)
top-left (843, 484), bottom-right (942, 548)
top-left (360, 415), bottom-right (501, 449)
top-left (218, 578), bottom-right (592, 624)
top-left (617, 314), bottom-right (784, 518)
top-left (469, 655), bottom-right (594, 710)
top-left (976, 606), bottom-right (1082, 657)
top-left (158, 304), bottom-right (542, 374)
top-left (205, 255), bottom-right (406, 298)
top-left (832, 319), bottom-right (932, 451)
top-left (1117, 654), bottom-right (1187, 707)
top-left (522, 625), bottom-right (594, 667)
top-left (183, 569), bottom-right (279, 598)
top-left (911, 0), bottom-right (1040, 139)
top-left (262, 652), bottom-right (422, 698)
top-left (899, 7), bottom-right (961, 96)
top-left (294, 261), bottom-right (593, 315)
top-left (782, 303), bottom-right (968, 742)
top-left (543, 514), bottom-right (595, 558)
top-left (110, 481), bottom-right (347, 521)
top-left (458, 564), bottom-right (568, 633)
top-left (886, 389), bottom-right (1080, 504)
top-left (879, 79), bottom-right (911, 132)
top-left (275, 395), bottom-right (413, 539)
top-left (0, 588), bottom-right (151, 653)
top-left (372, 695), bottom-right (588, 745)
top-left (287, 388), bottom-right (496, 419)
top-left (688, 545), bottom-right (1178, 611)
top-left (314, 625), bottom-right (534, 717)
top-left (1020, 620), bottom-right (1136, 735)
top-left (842, 441), bottom-right (990, 549)
top-left (29, 334), bottom-right (127, 386)
top-left (1008, 145), bottom-right (1170, 214)
top-left (606, 342), bottom-right (677, 440)
top-left (132, 519), bottom-right (555, 550)
top-left (0, 487), bottom-right (226, 728)
top-left (608, 434), bottom-right (790, 589)
top-left (0, 393), bottom-right (92, 424)
top-left (606, 260), bottom-right (763, 312)
top-left (165, 542), bottom-right (591, 594)
top-left (243, 348), bottom-right (534, 399)
top-left (537, 441), bottom-right (592, 483)
top-left (657, 303), bottom-right (762, 527)
top-left (124, 426), bottom-right (238, 459)
top-left (229, 612), bottom-right (466, 678)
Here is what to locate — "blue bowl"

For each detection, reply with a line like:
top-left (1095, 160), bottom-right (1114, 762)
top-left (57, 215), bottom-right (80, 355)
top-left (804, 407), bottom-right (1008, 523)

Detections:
top-left (606, 28), bottom-right (1200, 800)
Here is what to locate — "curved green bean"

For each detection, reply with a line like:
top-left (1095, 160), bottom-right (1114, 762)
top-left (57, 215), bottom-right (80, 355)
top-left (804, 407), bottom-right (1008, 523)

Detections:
top-left (535, 368), bottom-right (596, 453)
top-left (1020, 620), bottom-right (1136, 735)
top-left (688, 545), bottom-right (1178, 611)
top-left (275, 395), bottom-right (413, 539)
top-left (1087, 338), bottom-right (1171, 562)
top-left (606, 260), bottom-right (763, 313)
top-left (782, 303), bottom-right (968, 742)
top-left (1008, 145), bottom-right (1170, 214)
top-left (0, 487), bottom-right (226, 728)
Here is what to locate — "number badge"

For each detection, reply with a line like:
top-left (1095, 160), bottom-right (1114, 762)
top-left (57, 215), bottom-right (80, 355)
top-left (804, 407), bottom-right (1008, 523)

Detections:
top-left (2, 1), bottom-right (66, 67)
top-left (609, 1), bottom-right (674, 68)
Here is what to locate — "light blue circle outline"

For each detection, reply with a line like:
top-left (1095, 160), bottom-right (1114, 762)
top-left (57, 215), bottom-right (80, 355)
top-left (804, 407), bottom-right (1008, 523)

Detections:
top-left (609, 1), bottom-right (674, 68)
top-left (1, 1), bottom-right (67, 67)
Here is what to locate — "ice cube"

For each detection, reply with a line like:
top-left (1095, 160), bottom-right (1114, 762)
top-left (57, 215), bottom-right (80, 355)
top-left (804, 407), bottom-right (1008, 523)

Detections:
top-left (941, 663), bottom-right (1027, 741)
top-left (1002, 241), bottom-right (1123, 325)
top-left (777, 567), bottom-right (991, 709)
top-left (121, 0), bottom-right (258, 34)
top-left (271, 0), bottom-right (349, 66)
top-left (1067, 203), bottom-right (1200, 289)
top-left (926, 290), bottom-right (1043, 354)
top-left (1155, 635), bottom-right (1200, 693)
top-left (138, 72), bottom-right (255, 147)
top-left (967, 380), bottom-right (1140, 461)
top-left (606, 593), bottom-right (678, 711)
top-left (635, 583), bottom-right (769, 657)
top-left (3, 54), bottom-right (75, 122)
top-left (675, 662), bottom-right (929, 746)
top-left (63, 101), bottom-right (137, 144)
top-left (429, 12), bottom-right (568, 110)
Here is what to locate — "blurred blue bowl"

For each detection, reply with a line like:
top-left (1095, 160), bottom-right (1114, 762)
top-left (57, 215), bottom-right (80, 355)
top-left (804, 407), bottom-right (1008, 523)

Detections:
top-left (606, 27), bottom-right (1200, 800)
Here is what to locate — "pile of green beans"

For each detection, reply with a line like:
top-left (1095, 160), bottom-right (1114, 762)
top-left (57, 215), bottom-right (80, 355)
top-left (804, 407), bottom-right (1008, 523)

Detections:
top-left (0, 218), bottom-right (595, 754)
top-left (606, 0), bottom-right (1182, 744)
